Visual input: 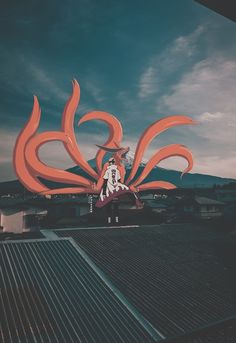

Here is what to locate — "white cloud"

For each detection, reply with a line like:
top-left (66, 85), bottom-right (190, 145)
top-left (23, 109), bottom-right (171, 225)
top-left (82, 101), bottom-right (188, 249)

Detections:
top-left (198, 112), bottom-right (223, 122)
top-left (138, 25), bottom-right (205, 99)
top-left (160, 58), bottom-right (236, 115)
top-left (138, 66), bottom-right (157, 99)
top-left (157, 56), bottom-right (236, 178)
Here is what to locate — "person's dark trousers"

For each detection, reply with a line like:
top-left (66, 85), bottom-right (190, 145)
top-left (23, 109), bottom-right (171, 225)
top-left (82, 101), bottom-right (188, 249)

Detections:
top-left (112, 198), bottom-right (119, 224)
top-left (105, 202), bottom-right (112, 224)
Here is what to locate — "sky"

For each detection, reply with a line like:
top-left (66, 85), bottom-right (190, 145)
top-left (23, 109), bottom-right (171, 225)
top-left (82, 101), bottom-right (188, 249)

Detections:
top-left (0, 0), bottom-right (236, 182)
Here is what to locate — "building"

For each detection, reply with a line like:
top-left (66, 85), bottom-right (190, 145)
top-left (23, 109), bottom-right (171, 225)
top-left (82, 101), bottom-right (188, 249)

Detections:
top-left (178, 196), bottom-right (225, 220)
top-left (215, 189), bottom-right (236, 204)
top-left (0, 208), bottom-right (47, 233)
top-left (0, 209), bottom-right (24, 233)
top-left (23, 209), bottom-right (47, 231)
top-left (146, 201), bottom-right (167, 214)
top-left (42, 196), bottom-right (92, 227)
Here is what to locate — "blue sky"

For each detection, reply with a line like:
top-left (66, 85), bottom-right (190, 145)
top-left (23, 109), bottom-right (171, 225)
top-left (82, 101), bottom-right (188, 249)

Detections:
top-left (1, 0), bottom-right (236, 181)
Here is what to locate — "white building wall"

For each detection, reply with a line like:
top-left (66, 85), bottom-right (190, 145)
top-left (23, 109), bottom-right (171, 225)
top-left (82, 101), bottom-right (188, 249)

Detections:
top-left (1, 208), bottom-right (47, 233)
top-left (197, 205), bottom-right (222, 219)
top-left (1, 210), bottom-right (24, 233)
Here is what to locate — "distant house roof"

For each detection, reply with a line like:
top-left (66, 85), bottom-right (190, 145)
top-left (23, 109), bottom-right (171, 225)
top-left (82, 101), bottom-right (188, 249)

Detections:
top-left (145, 200), bottom-right (167, 209)
top-left (216, 189), bottom-right (236, 194)
top-left (53, 198), bottom-right (89, 205)
top-left (194, 196), bottom-right (225, 205)
top-left (140, 194), bottom-right (154, 200)
top-left (179, 196), bottom-right (225, 206)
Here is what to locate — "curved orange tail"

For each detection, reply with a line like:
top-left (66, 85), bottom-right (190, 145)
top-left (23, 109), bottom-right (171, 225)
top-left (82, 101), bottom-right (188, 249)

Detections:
top-left (131, 144), bottom-right (193, 187)
top-left (137, 181), bottom-right (176, 191)
top-left (78, 111), bottom-right (123, 174)
top-left (126, 115), bottom-right (195, 185)
top-left (13, 80), bottom-right (196, 196)
top-left (13, 96), bottom-right (49, 193)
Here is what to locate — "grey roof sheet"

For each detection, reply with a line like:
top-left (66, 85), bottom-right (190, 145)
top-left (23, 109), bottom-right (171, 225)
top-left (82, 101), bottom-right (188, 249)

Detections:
top-left (54, 225), bottom-right (234, 338)
top-left (1, 238), bottom-right (156, 343)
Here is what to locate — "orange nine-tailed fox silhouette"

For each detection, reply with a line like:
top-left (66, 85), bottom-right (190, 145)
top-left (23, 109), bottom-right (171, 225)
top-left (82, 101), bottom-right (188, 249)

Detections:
top-left (13, 80), bottom-right (195, 197)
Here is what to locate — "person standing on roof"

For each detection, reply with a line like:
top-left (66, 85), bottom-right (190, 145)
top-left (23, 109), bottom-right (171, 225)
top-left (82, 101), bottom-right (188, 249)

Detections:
top-left (100, 157), bottom-right (128, 224)
top-left (100, 157), bottom-right (128, 200)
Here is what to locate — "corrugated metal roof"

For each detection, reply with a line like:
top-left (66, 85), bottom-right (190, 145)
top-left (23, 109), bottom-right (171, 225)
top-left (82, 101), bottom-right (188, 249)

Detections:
top-left (54, 225), bottom-right (234, 338)
top-left (1, 238), bottom-right (158, 343)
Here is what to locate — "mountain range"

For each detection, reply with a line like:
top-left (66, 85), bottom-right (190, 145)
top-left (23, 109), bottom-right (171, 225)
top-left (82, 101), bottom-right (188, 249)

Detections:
top-left (0, 154), bottom-right (235, 195)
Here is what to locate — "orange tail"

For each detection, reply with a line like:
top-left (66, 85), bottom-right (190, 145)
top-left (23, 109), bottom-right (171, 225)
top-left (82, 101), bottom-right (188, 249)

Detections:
top-left (126, 115), bottom-right (195, 185)
top-left (131, 144), bottom-right (193, 187)
top-left (13, 96), bottom-right (49, 193)
top-left (78, 111), bottom-right (123, 173)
